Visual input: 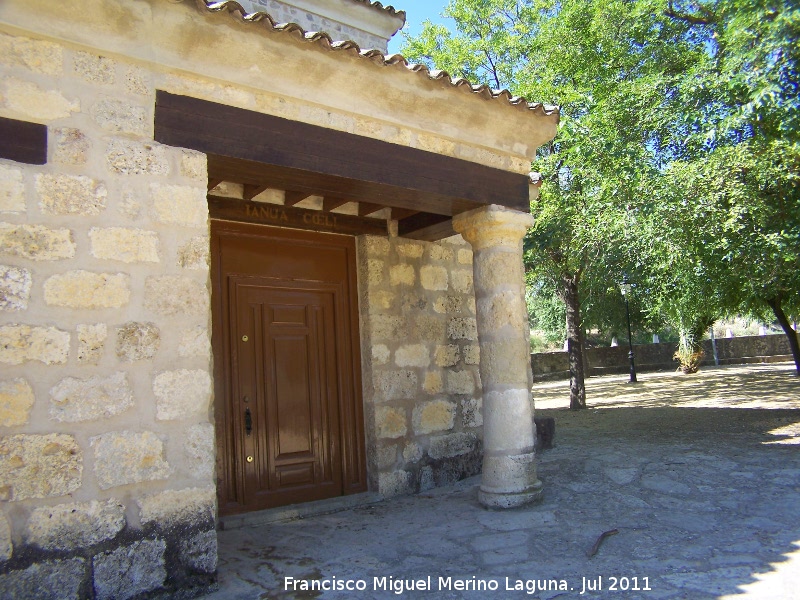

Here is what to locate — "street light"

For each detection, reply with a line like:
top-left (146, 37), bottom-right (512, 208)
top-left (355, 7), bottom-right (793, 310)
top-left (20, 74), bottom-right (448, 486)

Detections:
top-left (620, 275), bottom-right (638, 383)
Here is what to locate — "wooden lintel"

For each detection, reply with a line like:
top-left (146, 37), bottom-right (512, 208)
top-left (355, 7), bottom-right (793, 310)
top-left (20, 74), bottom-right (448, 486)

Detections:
top-left (0, 117), bottom-right (47, 165)
top-left (390, 208), bottom-right (419, 221)
top-left (358, 202), bottom-right (384, 217)
top-left (243, 184), bottom-right (269, 200)
top-left (207, 178), bottom-right (223, 191)
top-left (208, 195), bottom-right (387, 237)
top-left (323, 197), bottom-right (350, 212)
top-left (398, 213), bottom-right (454, 241)
top-left (284, 190), bottom-right (312, 206)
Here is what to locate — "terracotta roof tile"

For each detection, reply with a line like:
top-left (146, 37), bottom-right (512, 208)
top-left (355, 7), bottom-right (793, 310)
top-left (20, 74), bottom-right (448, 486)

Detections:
top-left (195, 1), bottom-right (559, 119)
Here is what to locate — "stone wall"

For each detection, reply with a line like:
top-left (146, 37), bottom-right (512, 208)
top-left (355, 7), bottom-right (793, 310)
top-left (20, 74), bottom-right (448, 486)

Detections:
top-left (0, 33), bottom-right (216, 598)
top-left (358, 235), bottom-right (484, 497)
top-left (531, 334), bottom-right (795, 380)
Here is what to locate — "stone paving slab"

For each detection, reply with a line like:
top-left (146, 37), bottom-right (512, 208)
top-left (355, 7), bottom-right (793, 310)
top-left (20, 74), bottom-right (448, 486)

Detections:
top-left (204, 363), bottom-right (800, 599)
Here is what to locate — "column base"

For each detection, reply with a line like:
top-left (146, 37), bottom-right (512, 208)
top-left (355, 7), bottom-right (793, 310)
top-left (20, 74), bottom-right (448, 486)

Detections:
top-left (478, 479), bottom-right (543, 509)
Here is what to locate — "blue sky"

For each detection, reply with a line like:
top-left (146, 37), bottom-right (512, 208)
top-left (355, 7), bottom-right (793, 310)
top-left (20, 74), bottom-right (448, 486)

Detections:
top-left (387, 0), bottom-right (452, 55)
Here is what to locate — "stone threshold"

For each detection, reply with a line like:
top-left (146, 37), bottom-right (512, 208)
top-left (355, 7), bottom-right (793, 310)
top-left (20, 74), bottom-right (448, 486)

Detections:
top-left (218, 492), bottom-right (385, 530)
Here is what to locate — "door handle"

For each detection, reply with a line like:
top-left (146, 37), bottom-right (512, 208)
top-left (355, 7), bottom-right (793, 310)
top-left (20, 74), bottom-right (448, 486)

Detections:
top-left (244, 407), bottom-right (252, 436)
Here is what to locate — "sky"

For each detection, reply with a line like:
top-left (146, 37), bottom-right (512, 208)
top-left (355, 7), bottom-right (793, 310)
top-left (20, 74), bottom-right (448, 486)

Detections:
top-left (386, 0), bottom-right (452, 55)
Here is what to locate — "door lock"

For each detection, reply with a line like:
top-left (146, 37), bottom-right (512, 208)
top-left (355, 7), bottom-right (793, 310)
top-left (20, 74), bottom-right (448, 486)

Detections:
top-left (244, 407), bottom-right (252, 436)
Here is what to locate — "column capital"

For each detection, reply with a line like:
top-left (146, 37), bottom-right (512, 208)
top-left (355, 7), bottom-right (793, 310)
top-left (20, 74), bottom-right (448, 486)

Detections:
top-left (452, 205), bottom-right (534, 251)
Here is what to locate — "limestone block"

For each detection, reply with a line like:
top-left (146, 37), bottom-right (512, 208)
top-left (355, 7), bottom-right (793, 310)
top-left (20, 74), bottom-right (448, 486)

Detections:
top-left (466, 296), bottom-right (477, 314)
top-left (370, 315), bottom-right (407, 341)
top-left (0, 558), bottom-right (85, 600)
top-left (116, 322), bottom-right (160, 361)
top-left (178, 326), bottom-right (211, 359)
top-left (451, 269), bottom-right (474, 294)
top-left (403, 442), bottom-right (423, 463)
top-left (73, 51), bottom-right (115, 84)
top-left (0, 223), bottom-right (75, 261)
top-left (360, 236), bottom-right (389, 257)
top-left (464, 345), bottom-right (480, 365)
top-left (378, 470), bottom-right (412, 497)
top-left (90, 228), bottom-right (159, 263)
top-left (376, 444), bottom-right (397, 469)
top-left (481, 339), bottom-right (530, 386)
top-left (0, 164), bottom-right (25, 213)
top-left (0, 434), bottom-right (82, 500)
top-left (462, 397), bottom-right (483, 428)
top-left (137, 487), bottom-right (216, 528)
top-left (185, 423), bottom-right (214, 480)
top-left (372, 370), bottom-right (417, 402)
top-left (91, 431), bottom-right (170, 490)
top-left (3, 77), bottom-right (79, 121)
top-left (118, 190), bottom-right (141, 220)
top-left (0, 33), bottom-right (63, 75)
top-left (177, 235), bottom-right (209, 270)
top-left (433, 296), bottom-right (462, 314)
top-left (144, 275), bottom-right (208, 316)
top-left (419, 466), bottom-right (435, 491)
top-left (395, 344), bottom-right (430, 368)
top-left (52, 127), bottom-right (91, 165)
top-left (154, 369), bottom-right (212, 420)
top-left (0, 512), bottom-right (10, 561)
top-left (93, 539), bottom-right (166, 600)
top-left (412, 399), bottom-right (456, 435)
top-left (181, 530), bottom-right (217, 573)
top-left (124, 65), bottom-right (149, 95)
top-left (368, 290), bottom-right (394, 311)
top-left (420, 265), bottom-right (448, 291)
top-left (396, 242), bottom-right (423, 258)
top-left (375, 406), bottom-right (407, 439)
top-left (390, 264), bottom-right (415, 286)
top-left (36, 174), bottom-right (107, 216)
top-left (447, 370), bottom-right (476, 395)
top-left (416, 133), bottom-right (456, 156)
top-left (150, 183), bottom-right (207, 227)
top-left (422, 371), bottom-right (443, 395)
top-left (180, 150), bottom-right (207, 180)
top-left (474, 251), bottom-right (523, 292)
top-left (25, 499), bottom-right (125, 550)
top-left (0, 265), bottom-right (31, 311)
top-left (434, 344), bottom-right (460, 368)
top-left (428, 432), bottom-right (477, 460)
top-left (0, 325), bottom-right (69, 365)
top-left (411, 315), bottom-right (446, 341)
top-left (371, 344), bottom-right (390, 365)
top-left (77, 323), bottom-right (107, 364)
top-left (106, 139), bottom-right (169, 175)
top-left (44, 271), bottom-right (130, 308)
top-left (365, 259), bottom-right (384, 286)
top-left (478, 291), bottom-right (527, 332)
top-left (457, 248), bottom-right (473, 265)
top-left (91, 98), bottom-right (147, 135)
top-left (448, 317), bottom-right (478, 341)
top-left (0, 378), bottom-right (34, 427)
top-left (428, 244), bottom-right (454, 262)
top-left (49, 372), bottom-right (133, 422)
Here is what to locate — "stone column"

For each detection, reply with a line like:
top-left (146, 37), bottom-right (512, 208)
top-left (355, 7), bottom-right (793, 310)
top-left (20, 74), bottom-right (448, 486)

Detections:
top-left (452, 204), bottom-right (542, 508)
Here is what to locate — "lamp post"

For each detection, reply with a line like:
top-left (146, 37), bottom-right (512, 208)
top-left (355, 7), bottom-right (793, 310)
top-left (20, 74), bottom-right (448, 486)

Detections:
top-left (620, 276), bottom-right (637, 383)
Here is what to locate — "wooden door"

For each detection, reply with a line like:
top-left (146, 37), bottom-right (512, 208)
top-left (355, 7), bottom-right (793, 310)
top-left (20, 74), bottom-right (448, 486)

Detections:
top-left (212, 221), bottom-right (366, 515)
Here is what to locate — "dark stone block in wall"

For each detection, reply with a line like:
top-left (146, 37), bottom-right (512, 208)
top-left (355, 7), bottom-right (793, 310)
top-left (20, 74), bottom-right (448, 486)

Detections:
top-left (534, 417), bottom-right (555, 450)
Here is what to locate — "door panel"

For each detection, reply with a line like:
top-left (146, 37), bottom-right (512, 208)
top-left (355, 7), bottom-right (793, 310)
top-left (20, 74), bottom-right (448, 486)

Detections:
top-left (212, 222), bottom-right (366, 515)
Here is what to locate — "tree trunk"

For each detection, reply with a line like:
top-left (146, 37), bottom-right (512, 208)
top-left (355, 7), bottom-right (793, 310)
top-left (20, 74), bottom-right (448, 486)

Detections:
top-left (766, 297), bottom-right (800, 376)
top-left (562, 274), bottom-right (586, 409)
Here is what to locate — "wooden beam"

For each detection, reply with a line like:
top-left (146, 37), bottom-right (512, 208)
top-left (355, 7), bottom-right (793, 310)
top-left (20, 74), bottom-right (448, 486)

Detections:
top-left (323, 197), bottom-right (350, 212)
top-left (208, 195), bottom-right (387, 236)
top-left (284, 190), bottom-right (312, 206)
top-left (390, 208), bottom-right (419, 221)
top-left (398, 213), bottom-right (455, 241)
top-left (0, 117), bottom-right (47, 165)
top-left (242, 184), bottom-right (269, 200)
top-left (358, 202), bottom-right (384, 217)
top-left (155, 91), bottom-right (530, 214)
top-left (207, 178), bottom-right (223, 191)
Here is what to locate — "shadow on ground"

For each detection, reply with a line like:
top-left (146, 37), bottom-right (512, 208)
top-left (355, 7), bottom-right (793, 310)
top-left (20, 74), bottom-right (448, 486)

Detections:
top-left (207, 364), bottom-right (800, 600)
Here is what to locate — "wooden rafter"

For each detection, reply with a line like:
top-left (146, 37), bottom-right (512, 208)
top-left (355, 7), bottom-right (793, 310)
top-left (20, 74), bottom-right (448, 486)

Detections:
top-left (207, 178), bottom-right (223, 191)
top-left (323, 197), bottom-right (350, 212)
top-left (284, 190), bottom-right (312, 206)
top-left (243, 184), bottom-right (269, 200)
top-left (358, 202), bottom-right (384, 217)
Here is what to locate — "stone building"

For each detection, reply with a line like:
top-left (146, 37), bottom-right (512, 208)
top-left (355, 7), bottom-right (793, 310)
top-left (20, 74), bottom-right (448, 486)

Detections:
top-left (0, 0), bottom-right (558, 597)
